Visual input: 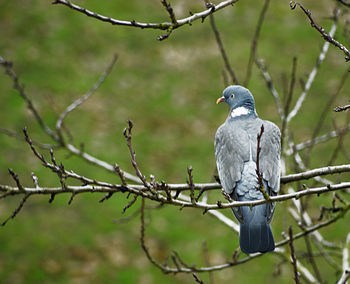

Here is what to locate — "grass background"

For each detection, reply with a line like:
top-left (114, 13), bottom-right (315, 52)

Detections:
top-left (1, 0), bottom-right (350, 283)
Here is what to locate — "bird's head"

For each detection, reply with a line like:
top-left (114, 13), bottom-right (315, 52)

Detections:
top-left (216, 85), bottom-right (256, 118)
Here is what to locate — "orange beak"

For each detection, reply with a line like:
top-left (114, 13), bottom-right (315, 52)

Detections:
top-left (216, 96), bottom-right (225, 104)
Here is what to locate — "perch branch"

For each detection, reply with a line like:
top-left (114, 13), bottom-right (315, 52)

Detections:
top-left (2, 180), bottom-right (350, 211)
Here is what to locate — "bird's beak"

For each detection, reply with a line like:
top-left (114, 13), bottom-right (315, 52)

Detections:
top-left (216, 96), bottom-right (225, 104)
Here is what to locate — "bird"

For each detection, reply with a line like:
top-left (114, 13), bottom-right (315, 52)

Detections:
top-left (214, 85), bottom-right (281, 254)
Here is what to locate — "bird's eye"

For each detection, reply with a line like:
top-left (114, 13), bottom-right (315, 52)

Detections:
top-left (230, 94), bottom-right (235, 99)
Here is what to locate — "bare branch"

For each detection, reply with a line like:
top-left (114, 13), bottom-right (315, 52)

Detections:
top-left (328, 115), bottom-right (350, 165)
top-left (202, 241), bottom-right (215, 284)
top-left (65, 143), bottom-right (141, 183)
top-left (303, 69), bottom-right (349, 166)
top-left (281, 164), bottom-right (350, 184)
top-left (192, 273), bottom-right (204, 284)
top-left (290, 4), bottom-right (349, 61)
top-left (289, 226), bottom-right (300, 284)
top-left (187, 166), bottom-right (196, 204)
top-left (52, 0), bottom-right (239, 40)
top-left (161, 0), bottom-right (177, 25)
top-left (123, 120), bottom-right (151, 189)
top-left (1, 55), bottom-right (140, 184)
top-left (0, 128), bottom-right (57, 149)
top-left (130, 201), bottom-right (349, 274)
top-left (335, 104), bottom-right (350, 113)
top-left (139, 197), bottom-right (166, 271)
top-left (8, 168), bottom-right (24, 192)
top-left (255, 58), bottom-right (284, 120)
top-left (1, 193), bottom-right (31, 226)
top-left (255, 125), bottom-right (270, 200)
top-left (205, 1), bottom-right (239, 85)
top-left (286, 22), bottom-right (337, 123)
top-left (244, 0), bottom-right (270, 86)
top-left (338, 232), bottom-right (350, 283)
top-left (2, 179), bottom-right (350, 211)
top-left (0, 56), bottom-right (59, 141)
top-left (286, 123), bottom-right (350, 154)
top-left (122, 194), bottom-right (138, 213)
top-left (56, 54), bottom-right (118, 136)
top-left (281, 57), bottom-right (297, 148)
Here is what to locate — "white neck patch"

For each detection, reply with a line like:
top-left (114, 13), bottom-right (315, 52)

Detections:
top-left (231, 107), bottom-right (250, 118)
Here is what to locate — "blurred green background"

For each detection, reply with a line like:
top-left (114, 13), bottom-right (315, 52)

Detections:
top-left (1, 0), bottom-right (350, 283)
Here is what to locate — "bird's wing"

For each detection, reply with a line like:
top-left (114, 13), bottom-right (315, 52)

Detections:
top-left (215, 122), bottom-right (250, 195)
top-left (259, 121), bottom-right (281, 223)
top-left (259, 121), bottom-right (281, 195)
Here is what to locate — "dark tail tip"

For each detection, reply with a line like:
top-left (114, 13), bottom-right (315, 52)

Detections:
top-left (239, 223), bottom-right (275, 254)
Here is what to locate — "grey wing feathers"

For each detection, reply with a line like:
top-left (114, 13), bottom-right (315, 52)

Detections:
top-left (260, 121), bottom-right (281, 223)
top-left (260, 120), bottom-right (281, 195)
top-left (214, 123), bottom-right (250, 195)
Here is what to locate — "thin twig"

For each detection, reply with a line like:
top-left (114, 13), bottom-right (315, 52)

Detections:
top-left (289, 226), bottom-right (300, 284)
top-left (0, 128), bottom-right (57, 149)
top-left (66, 143), bottom-right (141, 183)
top-left (161, 0), bottom-right (177, 25)
top-left (205, 0), bottom-right (239, 85)
top-left (285, 123), bottom-right (350, 154)
top-left (255, 58), bottom-right (284, 120)
top-left (0, 56), bottom-right (59, 141)
top-left (193, 273), bottom-right (204, 284)
top-left (114, 163), bottom-right (128, 186)
top-left (244, 0), bottom-right (270, 86)
top-left (327, 114), bottom-right (350, 165)
top-left (304, 69), bottom-right (349, 165)
top-left (122, 194), bottom-right (138, 213)
top-left (286, 22), bottom-right (337, 123)
top-left (281, 57), bottom-right (297, 149)
top-left (256, 125), bottom-right (270, 200)
top-left (290, 4), bottom-right (348, 60)
top-left (187, 166), bottom-right (196, 204)
top-left (303, 234), bottom-right (323, 283)
top-left (202, 241), bottom-right (215, 284)
top-left (123, 120), bottom-right (151, 189)
top-left (56, 54), bottom-right (118, 138)
top-left (140, 197), bottom-right (165, 271)
top-left (8, 168), bottom-right (24, 192)
top-left (1, 193), bottom-right (31, 226)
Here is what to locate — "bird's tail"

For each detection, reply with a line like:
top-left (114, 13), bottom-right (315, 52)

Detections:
top-left (237, 204), bottom-right (275, 254)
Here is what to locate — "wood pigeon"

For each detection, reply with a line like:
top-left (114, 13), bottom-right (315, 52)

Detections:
top-left (215, 85), bottom-right (281, 254)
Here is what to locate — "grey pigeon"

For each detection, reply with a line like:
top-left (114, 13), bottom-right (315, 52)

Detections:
top-left (215, 85), bottom-right (281, 254)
